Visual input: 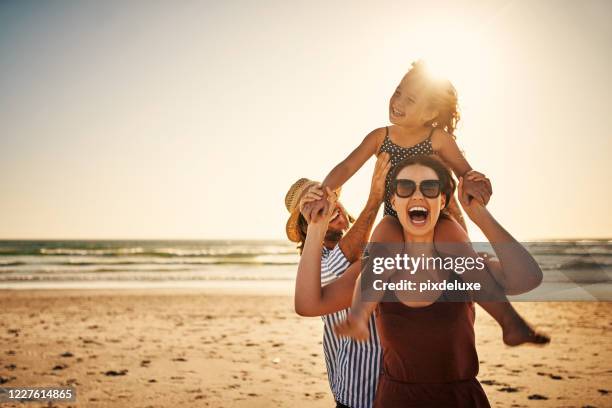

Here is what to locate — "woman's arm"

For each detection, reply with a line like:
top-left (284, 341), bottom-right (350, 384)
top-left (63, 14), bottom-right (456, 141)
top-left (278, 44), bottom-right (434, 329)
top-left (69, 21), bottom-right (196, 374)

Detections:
top-left (457, 177), bottom-right (543, 293)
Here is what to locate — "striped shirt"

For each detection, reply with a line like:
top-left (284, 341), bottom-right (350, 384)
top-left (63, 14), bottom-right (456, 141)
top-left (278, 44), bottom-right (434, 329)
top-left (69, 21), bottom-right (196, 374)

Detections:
top-left (320, 244), bottom-right (382, 408)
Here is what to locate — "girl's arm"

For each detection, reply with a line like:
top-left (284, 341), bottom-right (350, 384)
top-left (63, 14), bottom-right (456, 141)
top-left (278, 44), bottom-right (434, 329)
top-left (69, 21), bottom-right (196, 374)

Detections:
top-left (332, 272), bottom-right (378, 342)
top-left (321, 127), bottom-right (385, 191)
top-left (431, 129), bottom-right (472, 176)
top-left (457, 177), bottom-right (543, 293)
top-left (431, 129), bottom-right (492, 205)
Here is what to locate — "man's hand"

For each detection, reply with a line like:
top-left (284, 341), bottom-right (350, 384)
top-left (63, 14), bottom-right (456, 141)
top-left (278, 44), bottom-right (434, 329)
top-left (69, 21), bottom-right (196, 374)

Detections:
top-left (368, 152), bottom-right (391, 205)
top-left (300, 201), bottom-right (315, 224)
top-left (298, 183), bottom-right (326, 225)
top-left (301, 187), bottom-right (338, 226)
top-left (298, 183), bottom-right (324, 213)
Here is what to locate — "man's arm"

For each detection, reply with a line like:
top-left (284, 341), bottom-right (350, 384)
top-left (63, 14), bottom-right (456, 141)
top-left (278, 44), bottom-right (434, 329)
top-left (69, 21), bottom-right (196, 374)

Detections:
top-left (338, 153), bottom-right (390, 262)
top-left (295, 192), bottom-right (363, 317)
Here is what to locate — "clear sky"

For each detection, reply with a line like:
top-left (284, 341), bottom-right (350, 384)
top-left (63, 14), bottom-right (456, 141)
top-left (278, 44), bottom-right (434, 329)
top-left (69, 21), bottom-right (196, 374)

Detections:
top-left (1, 0), bottom-right (610, 240)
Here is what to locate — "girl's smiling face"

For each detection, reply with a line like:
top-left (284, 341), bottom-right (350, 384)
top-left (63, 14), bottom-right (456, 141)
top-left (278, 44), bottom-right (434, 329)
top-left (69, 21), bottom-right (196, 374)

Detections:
top-left (389, 73), bottom-right (437, 128)
top-left (391, 164), bottom-right (445, 240)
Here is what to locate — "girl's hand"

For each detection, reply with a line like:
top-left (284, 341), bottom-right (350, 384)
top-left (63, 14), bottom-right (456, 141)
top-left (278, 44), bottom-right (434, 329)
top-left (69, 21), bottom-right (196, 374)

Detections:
top-left (461, 177), bottom-right (491, 206)
top-left (464, 170), bottom-right (492, 205)
top-left (307, 187), bottom-right (338, 225)
top-left (298, 183), bottom-right (324, 213)
top-left (305, 185), bottom-right (334, 222)
top-left (369, 153), bottom-right (391, 205)
top-left (458, 177), bottom-right (489, 223)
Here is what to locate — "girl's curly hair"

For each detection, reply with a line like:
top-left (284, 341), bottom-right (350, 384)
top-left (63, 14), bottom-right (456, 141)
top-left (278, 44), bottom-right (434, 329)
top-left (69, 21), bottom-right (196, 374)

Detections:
top-left (406, 60), bottom-right (461, 137)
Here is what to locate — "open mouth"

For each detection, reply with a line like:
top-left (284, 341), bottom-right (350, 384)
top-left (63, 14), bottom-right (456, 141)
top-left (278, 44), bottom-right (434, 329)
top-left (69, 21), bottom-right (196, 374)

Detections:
top-left (391, 107), bottom-right (404, 117)
top-left (330, 209), bottom-right (340, 222)
top-left (408, 206), bottom-right (428, 226)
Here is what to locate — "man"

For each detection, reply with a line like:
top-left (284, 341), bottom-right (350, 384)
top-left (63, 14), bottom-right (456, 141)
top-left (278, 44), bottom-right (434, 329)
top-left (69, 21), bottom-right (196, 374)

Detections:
top-left (284, 154), bottom-right (390, 408)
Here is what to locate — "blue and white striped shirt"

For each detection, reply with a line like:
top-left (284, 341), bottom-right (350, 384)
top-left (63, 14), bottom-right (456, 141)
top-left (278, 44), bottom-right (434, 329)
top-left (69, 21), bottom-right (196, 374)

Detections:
top-left (320, 245), bottom-right (382, 408)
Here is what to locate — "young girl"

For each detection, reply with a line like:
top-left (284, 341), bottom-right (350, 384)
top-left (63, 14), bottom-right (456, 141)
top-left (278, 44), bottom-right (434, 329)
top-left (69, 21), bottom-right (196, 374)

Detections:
top-left (309, 60), bottom-right (548, 346)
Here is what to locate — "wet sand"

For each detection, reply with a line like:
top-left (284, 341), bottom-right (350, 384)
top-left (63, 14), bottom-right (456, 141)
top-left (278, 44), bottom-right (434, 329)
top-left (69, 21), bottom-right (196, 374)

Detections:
top-left (0, 289), bottom-right (610, 407)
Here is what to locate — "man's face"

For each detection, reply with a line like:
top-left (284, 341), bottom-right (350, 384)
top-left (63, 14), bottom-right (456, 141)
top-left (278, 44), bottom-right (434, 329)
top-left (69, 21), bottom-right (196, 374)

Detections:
top-left (320, 202), bottom-right (350, 243)
top-left (298, 185), bottom-right (350, 242)
top-left (299, 199), bottom-right (350, 243)
top-left (327, 202), bottom-right (350, 233)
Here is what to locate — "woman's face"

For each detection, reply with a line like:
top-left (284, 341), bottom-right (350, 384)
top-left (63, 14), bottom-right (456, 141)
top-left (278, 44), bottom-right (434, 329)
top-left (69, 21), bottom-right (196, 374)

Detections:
top-left (389, 73), bottom-right (436, 128)
top-left (391, 164), bottom-right (445, 238)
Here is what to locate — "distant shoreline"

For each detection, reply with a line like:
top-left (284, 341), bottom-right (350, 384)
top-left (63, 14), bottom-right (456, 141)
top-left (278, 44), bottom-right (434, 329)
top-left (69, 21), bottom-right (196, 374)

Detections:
top-left (0, 279), bottom-right (294, 295)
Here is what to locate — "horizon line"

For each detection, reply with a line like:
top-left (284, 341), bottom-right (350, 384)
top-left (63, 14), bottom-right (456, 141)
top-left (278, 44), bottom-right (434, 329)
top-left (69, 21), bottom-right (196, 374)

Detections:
top-left (0, 237), bottom-right (610, 242)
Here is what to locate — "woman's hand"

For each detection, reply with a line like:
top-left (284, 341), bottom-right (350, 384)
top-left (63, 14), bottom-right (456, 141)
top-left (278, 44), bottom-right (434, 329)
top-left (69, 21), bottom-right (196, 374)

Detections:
top-left (368, 152), bottom-right (391, 205)
top-left (458, 176), bottom-right (489, 224)
top-left (462, 170), bottom-right (492, 205)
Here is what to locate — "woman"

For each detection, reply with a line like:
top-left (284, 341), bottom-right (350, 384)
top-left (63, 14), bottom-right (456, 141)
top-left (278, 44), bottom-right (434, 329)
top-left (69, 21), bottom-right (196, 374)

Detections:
top-left (295, 155), bottom-right (544, 407)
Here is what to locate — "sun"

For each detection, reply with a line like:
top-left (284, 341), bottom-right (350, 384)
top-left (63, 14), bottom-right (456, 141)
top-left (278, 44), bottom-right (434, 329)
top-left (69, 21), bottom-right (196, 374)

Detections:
top-left (407, 21), bottom-right (495, 100)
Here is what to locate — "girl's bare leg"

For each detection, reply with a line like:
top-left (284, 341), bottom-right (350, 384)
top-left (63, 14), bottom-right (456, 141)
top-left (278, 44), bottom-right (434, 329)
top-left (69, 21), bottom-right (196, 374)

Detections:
top-left (334, 216), bottom-right (403, 341)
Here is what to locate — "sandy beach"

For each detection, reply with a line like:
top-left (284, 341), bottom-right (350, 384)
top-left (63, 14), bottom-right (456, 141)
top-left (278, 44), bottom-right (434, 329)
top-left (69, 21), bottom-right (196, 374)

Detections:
top-left (0, 289), bottom-right (610, 408)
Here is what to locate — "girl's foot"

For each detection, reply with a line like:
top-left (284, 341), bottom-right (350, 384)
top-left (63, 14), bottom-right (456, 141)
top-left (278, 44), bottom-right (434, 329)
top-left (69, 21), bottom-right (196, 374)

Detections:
top-left (334, 313), bottom-right (370, 342)
top-left (502, 311), bottom-right (550, 346)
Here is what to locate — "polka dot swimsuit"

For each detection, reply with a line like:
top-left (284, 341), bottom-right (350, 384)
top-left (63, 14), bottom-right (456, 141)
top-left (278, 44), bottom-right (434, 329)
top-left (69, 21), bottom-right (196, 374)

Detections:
top-left (379, 126), bottom-right (435, 217)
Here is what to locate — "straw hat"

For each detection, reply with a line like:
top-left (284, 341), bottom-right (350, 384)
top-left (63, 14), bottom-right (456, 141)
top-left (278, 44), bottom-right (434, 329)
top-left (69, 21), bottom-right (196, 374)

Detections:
top-left (285, 178), bottom-right (320, 242)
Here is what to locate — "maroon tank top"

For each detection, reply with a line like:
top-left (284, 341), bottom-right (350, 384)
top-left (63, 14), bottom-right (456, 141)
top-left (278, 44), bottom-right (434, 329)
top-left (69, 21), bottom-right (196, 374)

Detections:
top-left (376, 299), bottom-right (478, 383)
top-left (373, 284), bottom-right (491, 407)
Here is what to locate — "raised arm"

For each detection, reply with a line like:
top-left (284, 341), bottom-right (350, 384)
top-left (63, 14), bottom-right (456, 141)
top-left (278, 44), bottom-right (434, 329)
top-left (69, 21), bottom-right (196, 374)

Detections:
top-left (457, 177), bottom-right (543, 294)
top-left (431, 129), bottom-right (472, 176)
top-left (431, 129), bottom-right (492, 205)
top-left (294, 154), bottom-right (391, 316)
top-left (337, 153), bottom-right (390, 262)
top-left (321, 127), bottom-right (384, 191)
top-left (294, 195), bottom-right (363, 317)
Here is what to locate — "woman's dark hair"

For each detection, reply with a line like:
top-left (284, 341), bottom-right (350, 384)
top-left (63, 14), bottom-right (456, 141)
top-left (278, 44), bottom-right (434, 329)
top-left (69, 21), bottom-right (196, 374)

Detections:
top-left (387, 155), bottom-right (456, 210)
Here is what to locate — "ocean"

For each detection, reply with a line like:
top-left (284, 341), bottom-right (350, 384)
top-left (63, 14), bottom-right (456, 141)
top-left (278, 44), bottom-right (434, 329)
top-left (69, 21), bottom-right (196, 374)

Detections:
top-left (0, 240), bottom-right (610, 299)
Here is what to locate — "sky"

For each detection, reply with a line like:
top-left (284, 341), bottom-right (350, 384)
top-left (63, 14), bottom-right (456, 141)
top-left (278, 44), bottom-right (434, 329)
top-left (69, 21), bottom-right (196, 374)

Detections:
top-left (0, 0), bottom-right (610, 241)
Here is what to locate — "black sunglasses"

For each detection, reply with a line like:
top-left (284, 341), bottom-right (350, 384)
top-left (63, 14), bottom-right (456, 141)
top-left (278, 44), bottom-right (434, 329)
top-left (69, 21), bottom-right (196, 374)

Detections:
top-left (391, 179), bottom-right (441, 198)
